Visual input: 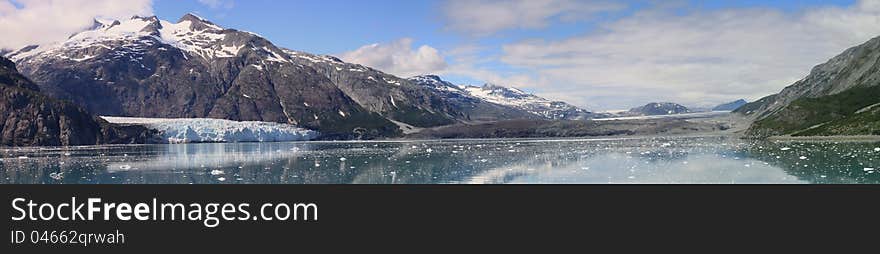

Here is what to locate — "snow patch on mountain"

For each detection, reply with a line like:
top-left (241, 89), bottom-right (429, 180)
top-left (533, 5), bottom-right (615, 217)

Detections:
top-left (158, 19), bottom-right (229, 59)
top-left (102, 117), bottom-right (318, 143)
top-left (408, 75), bottom-right (594, 120)
top-left (5, 14), bottom-right (286, 63)
top-left (464, 84), bottom-right (541, 107)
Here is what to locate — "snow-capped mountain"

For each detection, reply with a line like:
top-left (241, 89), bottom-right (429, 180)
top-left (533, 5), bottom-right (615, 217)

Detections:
top-left (6, 14), bottom-right (595, 139)
top-left (408, 75), bottom-right (596, 120)
top-left (628, 102), bottom-right (691, 116)
top-left (6, 14), bottom-right (445, 138)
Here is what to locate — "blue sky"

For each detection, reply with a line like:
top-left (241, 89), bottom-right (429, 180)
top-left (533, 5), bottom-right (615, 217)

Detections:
top-left (153, 0), bottom-right (855, 53)
top-left (3, 0), bottom-right (876, 110)
top-left (155, 0), bottom-right (455, 54)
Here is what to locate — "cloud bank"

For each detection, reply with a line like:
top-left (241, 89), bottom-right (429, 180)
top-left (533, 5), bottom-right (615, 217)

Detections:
top-left (0, 0), bottom-right (153, 50)
top-left (340, 38), bottom-right (448, 77)
top-left (442, 0), bottom-right (623, 36)
top-left (443, 0), bottom-right (880, 109)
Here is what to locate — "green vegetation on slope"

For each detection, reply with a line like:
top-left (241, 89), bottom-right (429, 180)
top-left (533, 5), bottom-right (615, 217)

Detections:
top-left (747, 85), bottom-right (880, 137)
top-left (795, 106), bottom-right (880, 136)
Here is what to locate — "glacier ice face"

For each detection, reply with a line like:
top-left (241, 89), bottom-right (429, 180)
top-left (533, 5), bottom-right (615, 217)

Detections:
top-left (102, 117), bottom-right (318, 143)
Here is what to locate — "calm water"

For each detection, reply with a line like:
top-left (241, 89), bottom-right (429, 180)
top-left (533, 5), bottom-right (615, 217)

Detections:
top-left (1, 136), bottom-right (878, 184)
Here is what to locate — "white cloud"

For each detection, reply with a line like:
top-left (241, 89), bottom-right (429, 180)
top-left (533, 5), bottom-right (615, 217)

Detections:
top-left (197, 0), bottom-right (234, 9)
top-left (0, 0), bottom-right (153, 50)
top-left (442, 0), bottom-right (624, 36)
top-left (340, 38), bottom-right (448, 77)
top-left (492, 0), bottom-right (880, 110)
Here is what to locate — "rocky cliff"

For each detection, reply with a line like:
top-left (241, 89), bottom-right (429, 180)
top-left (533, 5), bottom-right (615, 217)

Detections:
top-left (0, 56), bottom-right (153, 146)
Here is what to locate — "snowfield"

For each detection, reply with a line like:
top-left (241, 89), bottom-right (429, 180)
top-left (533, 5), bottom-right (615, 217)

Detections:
top-left (102, 117), bottom-right (318, 143)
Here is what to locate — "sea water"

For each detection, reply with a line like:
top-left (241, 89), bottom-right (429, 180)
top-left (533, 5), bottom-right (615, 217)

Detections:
top-left (1, 136), bottom-right (877, 184)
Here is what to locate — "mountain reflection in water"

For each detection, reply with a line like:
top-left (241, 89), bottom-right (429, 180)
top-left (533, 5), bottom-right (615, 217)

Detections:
top-left (1, 137), bottom-right (878, 184)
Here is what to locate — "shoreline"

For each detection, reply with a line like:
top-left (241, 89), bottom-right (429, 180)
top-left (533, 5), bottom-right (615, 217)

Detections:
top-left (768, 135), bottom-right (880, 141)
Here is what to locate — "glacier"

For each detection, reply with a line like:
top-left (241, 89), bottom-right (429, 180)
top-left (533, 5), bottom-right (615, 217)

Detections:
top-left (102, 117), bottom-right (319, 143)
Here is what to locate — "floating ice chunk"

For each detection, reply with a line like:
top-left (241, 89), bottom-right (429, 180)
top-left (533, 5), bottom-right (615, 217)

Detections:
top-left (49, 172), bottom-right (64, 180)
top-left (210, 170), bottom-right (225, 176)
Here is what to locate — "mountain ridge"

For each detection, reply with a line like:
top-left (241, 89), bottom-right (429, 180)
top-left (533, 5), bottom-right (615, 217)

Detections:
top-left (7, 14), bottom-right (597, 139)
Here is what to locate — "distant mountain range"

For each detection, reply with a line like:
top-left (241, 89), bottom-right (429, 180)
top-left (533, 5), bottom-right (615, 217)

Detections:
top-left (408, 75), bottom-right (595, 120)
top-left (5, 14), bottom-right (598, 140)
top-left (712, 99), bottom-right (748, 111)
top-left (626, 102), bottom-right (691, 116)
top-left (736, 35), bottom-right (880, 137)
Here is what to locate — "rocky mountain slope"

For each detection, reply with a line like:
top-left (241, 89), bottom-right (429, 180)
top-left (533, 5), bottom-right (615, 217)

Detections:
top-left (736, 36), bottom-right (880, 137)
top-left (7, 14), bottom-right (596, 139)
top-left (0, 56), bottom-right (153, 146)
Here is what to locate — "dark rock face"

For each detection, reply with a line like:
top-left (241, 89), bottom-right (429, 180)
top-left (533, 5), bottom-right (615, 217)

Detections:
top-left (736, 35), bottom-right (880, 136)
top-left (0, 56), bottom-right (154, 146)
top-left (0, 57), bottom-right (39, 91)
top-left (712, 99), bottom-right (747, 111)
top-left (629, 102), bottom-right (691, 116)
